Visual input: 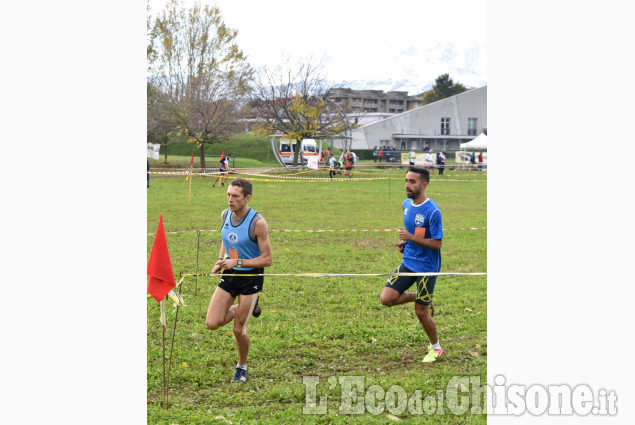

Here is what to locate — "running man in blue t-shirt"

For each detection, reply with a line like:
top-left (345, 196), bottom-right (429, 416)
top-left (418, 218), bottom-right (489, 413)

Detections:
top-left (380, 166), bottom-right (444, 363)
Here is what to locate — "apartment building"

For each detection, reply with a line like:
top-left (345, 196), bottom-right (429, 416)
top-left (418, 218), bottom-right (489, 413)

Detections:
top-left (327, 88), bottom-right (425, 114)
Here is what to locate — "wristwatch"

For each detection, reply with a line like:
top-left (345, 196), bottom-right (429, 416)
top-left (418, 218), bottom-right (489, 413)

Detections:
top-left (237, 258), bottom-right (242, 267)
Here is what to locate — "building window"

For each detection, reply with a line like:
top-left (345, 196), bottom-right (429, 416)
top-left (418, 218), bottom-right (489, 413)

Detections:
top-left (441, 118), bottom-right (450, 135)
top-left (468, 118), bottom-right (477, 136)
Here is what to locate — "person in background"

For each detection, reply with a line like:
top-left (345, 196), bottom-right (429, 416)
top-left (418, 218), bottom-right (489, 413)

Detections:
top-left (425, 150), bottom-right (435, 176)
top-left (437, 151), bottom-right (447, 175)
top-left (212, 154), bottom-right (231, 188)
top-left (373, 146), bottom-right (378, 163)
top-left (147, 159), bottom-right (150, 188)
top-left (378, 147), bottom-right (384, 163)
top-left (328, 152), bottom-right (341, 179)
top-left (408, 147), bottom-right (417, 166)
top-left (343, 150), bottom-right (354, 179)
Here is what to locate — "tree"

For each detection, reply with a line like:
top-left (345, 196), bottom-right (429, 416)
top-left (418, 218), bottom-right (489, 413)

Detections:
top-left (147, 0), bottom-right (252, 168)
top-left (422, 73), bottom-right (468, 105)
top-left (250, 59), bottom-right (351, 166)
top-left (147, 81), bottom-right (178, 163)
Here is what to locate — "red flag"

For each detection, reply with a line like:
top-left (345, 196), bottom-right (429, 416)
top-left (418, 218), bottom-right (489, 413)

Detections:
top-left (189, 154), bottom-right (194, 166)
top-left (147, 214), bottom-right (176, 302)
top-left (219, 151), bottom-right (224, 161)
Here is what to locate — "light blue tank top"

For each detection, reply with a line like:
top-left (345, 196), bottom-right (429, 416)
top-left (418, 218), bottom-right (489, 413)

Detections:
top-left (221, 208), bottom-right (262, 270)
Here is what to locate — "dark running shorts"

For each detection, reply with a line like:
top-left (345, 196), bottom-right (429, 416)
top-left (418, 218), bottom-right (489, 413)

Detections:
top-left (218, 268), bottom-right (264, 297)
top-left (384, 263), bottom-right (437, 306)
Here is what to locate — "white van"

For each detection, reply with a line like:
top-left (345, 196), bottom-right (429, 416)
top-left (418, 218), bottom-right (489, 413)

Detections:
top-left (279, 139), bottom-right (319, 165)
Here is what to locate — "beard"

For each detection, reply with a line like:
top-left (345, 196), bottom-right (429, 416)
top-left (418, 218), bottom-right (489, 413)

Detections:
top-left (406, 187), bottom-right (421, 199)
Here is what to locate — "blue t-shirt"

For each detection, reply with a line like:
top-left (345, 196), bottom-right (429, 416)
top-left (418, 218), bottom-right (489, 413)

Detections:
top-left (402, 198), bottom-right (443, 272)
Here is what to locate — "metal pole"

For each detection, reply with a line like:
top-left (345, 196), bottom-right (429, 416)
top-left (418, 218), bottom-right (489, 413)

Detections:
top-left (162, 317), bottom-right (167, 408)
top-left (195, 230), bottom-right (200, 295)
top-left (166, 304), bottom-right (180, 410)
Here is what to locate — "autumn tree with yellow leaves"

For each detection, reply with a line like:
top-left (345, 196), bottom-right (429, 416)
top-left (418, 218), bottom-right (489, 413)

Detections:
top-left (147, 0), bottom-right (252, 168)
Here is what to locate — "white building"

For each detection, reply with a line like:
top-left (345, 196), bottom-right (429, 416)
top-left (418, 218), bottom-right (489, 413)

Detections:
top-left (344, 86), bottom-right (487, 152)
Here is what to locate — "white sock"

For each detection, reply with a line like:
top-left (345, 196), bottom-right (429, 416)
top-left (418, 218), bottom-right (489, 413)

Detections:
top-left (430, 341), bottom-right (441, 350)
top-left (236, 364), bottom-right (247, 370)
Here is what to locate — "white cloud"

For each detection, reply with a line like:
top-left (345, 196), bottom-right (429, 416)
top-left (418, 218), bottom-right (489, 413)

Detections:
top-left (149, 0), bottom-right (487, 91)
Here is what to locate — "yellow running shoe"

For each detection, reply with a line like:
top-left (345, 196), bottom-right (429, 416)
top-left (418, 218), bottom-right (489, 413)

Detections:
top-left (423, 348), bottom-right (443, 363)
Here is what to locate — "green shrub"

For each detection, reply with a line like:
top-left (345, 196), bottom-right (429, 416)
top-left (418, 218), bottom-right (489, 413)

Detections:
top-left (159, 133), bottom-right (271, 158)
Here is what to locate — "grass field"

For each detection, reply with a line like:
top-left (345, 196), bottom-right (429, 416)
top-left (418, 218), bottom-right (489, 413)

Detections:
top-left (147, 160), bottom-right (487, 424)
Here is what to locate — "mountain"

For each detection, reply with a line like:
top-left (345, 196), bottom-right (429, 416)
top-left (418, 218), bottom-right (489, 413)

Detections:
top-left (333, 79), bottom-right (433, 96)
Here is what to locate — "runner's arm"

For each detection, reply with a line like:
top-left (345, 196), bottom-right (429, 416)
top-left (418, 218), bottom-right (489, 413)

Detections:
top-left (212, 240), bottom-right (226, 274)
top-left (398, 228), bottom-right (442, 250)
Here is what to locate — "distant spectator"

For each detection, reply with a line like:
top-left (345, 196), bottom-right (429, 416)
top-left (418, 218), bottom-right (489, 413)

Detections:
top-left (147, 159), bottom-right (150, 188)
top-left (344, 150), bottom-right (354, 179)
top-left (328, 152), bottom-right (341, 179)
top-left (478, 152), bottom-right (484, 170)
top-left (425, 150), bottom-right (435, 175)
top-left (373, 146), bottom-right (378, 163)
top-left (423, 143), bottom-right (430, 153)
top-left (470, 152), bottom-right (476, 165)
top-left (378, 147), bottom-right (384, 163)
top-left (437, 151), bottom-right (447, 175)
top-left (408, 147), bottom-right (417, 166)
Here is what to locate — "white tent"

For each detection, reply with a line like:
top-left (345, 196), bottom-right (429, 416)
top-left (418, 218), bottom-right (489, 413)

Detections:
top-left (460, 133), bottom-right (487, 150)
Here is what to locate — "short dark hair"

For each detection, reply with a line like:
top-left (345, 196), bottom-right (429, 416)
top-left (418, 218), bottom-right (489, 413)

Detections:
top-left (229, 178), bottom-right (253, 196)
top-left (407, 166), bottom-right (430, 183)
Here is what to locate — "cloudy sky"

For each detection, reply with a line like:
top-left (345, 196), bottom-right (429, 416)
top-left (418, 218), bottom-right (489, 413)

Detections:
top-left (149, 0), bottom-right (487, 93)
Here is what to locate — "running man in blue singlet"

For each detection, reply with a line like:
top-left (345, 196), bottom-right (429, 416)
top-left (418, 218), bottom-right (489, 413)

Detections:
top-left (380, 166), bottom-right (445, 363)
top-left (205, 178), bottom-right (273, 383)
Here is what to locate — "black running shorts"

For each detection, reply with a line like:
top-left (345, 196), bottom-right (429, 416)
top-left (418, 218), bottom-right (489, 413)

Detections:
top-left (218, 268), bottom-right (264, 297)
